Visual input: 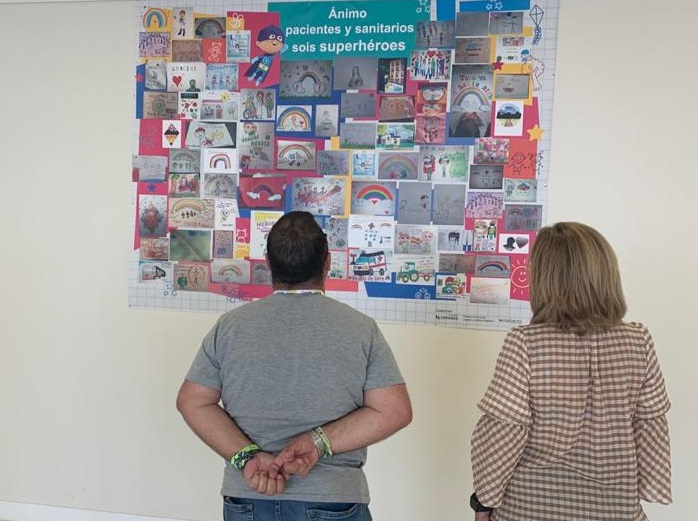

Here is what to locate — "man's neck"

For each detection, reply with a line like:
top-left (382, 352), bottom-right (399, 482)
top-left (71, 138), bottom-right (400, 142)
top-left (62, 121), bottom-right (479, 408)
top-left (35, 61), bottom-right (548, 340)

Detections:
top-left (272, 280), bottom-right (325, 292)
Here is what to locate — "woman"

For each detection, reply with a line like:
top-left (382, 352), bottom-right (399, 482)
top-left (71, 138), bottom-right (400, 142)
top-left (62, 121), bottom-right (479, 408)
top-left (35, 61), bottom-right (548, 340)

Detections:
top-left (470, 222), bottom-right (672, 521)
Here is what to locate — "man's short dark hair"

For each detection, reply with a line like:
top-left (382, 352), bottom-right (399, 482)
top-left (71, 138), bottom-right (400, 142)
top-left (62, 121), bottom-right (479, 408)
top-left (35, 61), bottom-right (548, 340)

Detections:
top-left (266, 211), bottom-right (328, 285)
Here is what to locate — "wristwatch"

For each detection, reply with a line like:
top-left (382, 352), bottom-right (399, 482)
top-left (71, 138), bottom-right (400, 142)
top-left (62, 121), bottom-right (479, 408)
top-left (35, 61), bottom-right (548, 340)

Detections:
top-left (470, 493), bottom-right (493, 513)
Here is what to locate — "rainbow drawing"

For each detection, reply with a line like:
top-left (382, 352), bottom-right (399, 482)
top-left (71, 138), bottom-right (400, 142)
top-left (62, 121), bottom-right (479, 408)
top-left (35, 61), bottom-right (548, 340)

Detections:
top-left (379, 154), bottom-right (417, 179)
top-left (248, 184), bottom-right (277, 199)
top-left (219, 264), bottom-right (243, 277)
top-left (452, 86), bottom-right (490, 110)
top-left (279, 144), bottom-right (312, 156)
top-left (143, 8), bottom-right (168, 31)
top-left (278, 144), bottom-right (313, 167)
top-left (477, 260), bottom-right (509, 273)
top-left (209, 153), bottom-right (232, 169)
top-left (356, 184), bottom-right (394, 202)
top-left (286, 70), bottom-right (330, 98)
top-left (171, 199), bottom-right (205, 214)
top-left (196, 19), bottom-right (225, 38)
top-left (277, 107), bottom-right (311, 131)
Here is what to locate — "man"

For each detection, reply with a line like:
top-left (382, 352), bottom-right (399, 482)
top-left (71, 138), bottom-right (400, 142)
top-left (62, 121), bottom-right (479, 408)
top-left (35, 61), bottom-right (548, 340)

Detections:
top-left (177, 211), bottom-right (412, 521)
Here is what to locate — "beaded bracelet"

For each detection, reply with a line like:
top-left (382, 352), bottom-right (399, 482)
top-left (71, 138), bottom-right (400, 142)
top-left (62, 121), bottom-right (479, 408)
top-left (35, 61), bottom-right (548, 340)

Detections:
top-left (230, 443), bottom-right (261, 470)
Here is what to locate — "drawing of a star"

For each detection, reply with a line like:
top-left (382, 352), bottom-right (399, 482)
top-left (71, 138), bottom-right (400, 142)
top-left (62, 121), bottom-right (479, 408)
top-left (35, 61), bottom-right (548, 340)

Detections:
top-left (527, 124), bottom-right (544, 141)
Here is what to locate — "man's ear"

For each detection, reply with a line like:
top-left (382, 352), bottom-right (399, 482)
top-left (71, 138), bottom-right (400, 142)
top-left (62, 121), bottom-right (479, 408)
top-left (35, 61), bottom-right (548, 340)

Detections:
top-left (324, 251), bottom-right (331, 272)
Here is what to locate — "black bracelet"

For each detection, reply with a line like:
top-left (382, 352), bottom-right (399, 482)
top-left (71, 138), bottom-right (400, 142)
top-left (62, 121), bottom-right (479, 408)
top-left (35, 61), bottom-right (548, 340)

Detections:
top-left (470, 493), bottom-right (494, 513)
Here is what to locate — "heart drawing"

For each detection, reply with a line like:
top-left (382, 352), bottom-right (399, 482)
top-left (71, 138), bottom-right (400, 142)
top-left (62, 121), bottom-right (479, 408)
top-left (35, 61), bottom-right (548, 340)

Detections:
top-left (515, 236), bottom-right (529, 248)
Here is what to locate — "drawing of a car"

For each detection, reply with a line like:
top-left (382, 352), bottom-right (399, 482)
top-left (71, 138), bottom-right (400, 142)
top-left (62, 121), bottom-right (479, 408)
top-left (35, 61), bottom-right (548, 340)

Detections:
top-left (496, 104), bottom-right (522, 119)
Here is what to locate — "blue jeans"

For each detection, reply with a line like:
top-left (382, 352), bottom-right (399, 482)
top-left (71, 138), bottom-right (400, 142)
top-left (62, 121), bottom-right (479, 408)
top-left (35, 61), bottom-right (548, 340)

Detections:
top-left (223, 496), bottom-right (372, 521)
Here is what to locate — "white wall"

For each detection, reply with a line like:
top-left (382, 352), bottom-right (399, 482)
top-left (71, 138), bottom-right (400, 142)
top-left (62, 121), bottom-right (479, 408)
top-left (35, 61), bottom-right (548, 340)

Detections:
top-left (0, 2), bottom-right (694, 521)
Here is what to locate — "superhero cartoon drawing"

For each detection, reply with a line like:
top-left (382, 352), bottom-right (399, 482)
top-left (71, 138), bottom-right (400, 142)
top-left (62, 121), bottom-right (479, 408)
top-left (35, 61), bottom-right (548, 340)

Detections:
top-left (244, 25), bottom-right (287, 86)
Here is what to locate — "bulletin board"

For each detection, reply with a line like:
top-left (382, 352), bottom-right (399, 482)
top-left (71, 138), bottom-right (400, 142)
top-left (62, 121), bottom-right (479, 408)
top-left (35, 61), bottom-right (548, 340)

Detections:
top-left (129, 0), bottom-right (558, 331)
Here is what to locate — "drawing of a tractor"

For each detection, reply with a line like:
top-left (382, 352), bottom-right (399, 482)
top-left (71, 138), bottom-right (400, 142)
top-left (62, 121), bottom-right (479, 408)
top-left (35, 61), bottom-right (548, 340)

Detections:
top-left (397, 261), bottom-right (431, 283)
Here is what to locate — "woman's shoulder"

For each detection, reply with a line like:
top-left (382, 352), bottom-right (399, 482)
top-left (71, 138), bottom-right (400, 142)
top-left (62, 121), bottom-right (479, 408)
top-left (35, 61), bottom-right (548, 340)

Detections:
top-left (514, 321), bottom-right (651, 335)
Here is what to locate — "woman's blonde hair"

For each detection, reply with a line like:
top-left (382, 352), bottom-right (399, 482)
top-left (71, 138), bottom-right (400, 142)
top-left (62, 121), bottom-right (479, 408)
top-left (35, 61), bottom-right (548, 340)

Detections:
top-left (529, 222), bottom-right (627, 334)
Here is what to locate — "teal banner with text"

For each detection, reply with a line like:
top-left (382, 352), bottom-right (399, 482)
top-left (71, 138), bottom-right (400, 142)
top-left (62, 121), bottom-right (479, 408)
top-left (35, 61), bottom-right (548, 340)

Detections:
top-left (269, 0), bottom-right (429, 60)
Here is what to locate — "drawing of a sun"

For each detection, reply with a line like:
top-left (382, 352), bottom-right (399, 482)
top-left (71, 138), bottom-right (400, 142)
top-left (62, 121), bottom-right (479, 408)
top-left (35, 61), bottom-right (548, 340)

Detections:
top-left (510, 256), bottom-right (530, 300)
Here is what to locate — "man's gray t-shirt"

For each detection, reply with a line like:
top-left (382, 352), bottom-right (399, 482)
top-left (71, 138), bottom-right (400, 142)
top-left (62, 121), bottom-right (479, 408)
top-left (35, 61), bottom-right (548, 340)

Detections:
top-left (185, 292), bottom-right (405, 503)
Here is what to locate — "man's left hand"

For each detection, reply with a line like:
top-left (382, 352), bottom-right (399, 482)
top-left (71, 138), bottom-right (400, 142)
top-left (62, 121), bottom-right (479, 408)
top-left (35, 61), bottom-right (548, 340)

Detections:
top-left (243, 452), bottom-right (286, 495)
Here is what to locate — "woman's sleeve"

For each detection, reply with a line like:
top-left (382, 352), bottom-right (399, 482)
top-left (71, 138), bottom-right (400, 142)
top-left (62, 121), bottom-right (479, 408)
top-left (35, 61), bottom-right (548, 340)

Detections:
top-left (633, 326), bottom-right (672, 504)
top-left (471, 328), bottom-right (531, 507)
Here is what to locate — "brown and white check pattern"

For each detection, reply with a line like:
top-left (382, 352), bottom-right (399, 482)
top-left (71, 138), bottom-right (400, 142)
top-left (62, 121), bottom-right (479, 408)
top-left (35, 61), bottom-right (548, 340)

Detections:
top-left (471, 322), bottom-right (671, 521)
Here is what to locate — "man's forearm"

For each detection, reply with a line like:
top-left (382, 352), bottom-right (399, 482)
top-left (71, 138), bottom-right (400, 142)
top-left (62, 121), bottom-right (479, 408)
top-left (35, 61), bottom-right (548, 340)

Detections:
top-left (322, 384), bottom-right (412, 454)
top-left (177, 381), bottom-right (252, 461)
top-left (181, 402), bottom-right (252, 459)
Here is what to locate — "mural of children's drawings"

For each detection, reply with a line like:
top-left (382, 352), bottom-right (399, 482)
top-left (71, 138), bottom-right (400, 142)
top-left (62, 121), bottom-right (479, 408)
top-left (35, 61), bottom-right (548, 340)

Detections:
top-left (394, 225), bottom-right (437, 255)
top-left (131, 0), bottom-right (560, 330)
top-left (393, 255), bottom-right (436, 285)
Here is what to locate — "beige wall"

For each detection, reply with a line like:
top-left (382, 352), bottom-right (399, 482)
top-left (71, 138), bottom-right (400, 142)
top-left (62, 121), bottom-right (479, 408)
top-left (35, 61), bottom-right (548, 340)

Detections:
top-left (0, 2), bottom-right (694, 521)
